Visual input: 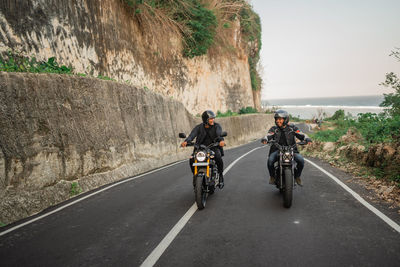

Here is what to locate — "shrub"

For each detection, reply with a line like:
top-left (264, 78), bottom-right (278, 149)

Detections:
top-left (217, 110), bottom-right (238, 117)
top-left (239, 106), bottom-right (258, 114)
top-left (312, 111), bottom-right (400, 144)
top-left (183, 3), bottom-right (217, 58)
top-left (70, 182), bottom-right (82, 196)
top-left (0, 52), bottom-right (72, 74)
top-left (327, 109), bottom-right (345, 121)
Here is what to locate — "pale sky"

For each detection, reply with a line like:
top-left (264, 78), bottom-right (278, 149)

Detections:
top-left (250, 0), bottom-right (400, 100)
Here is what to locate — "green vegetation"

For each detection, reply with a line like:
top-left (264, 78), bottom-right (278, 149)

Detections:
top-left (314, 49), bottom-right (400, 145)
top-left (216, 106), bottom-right (259, 117)
top-left (122, 0), bottom-right (217, 58)
top-left (97, 75), bottom-right (115, 81)
top-left (239, 106), bottom-right (258, 114)
top-left (312, 112), bottom-right (400, 144)
top-left (0, 52), bottom-right (72, 74)
top-left (0, 52), bottom-right (120, 83)
top-left (240, 3), bottom-right (262, 91)
top-left (183, 3), bottom-right (217, 58)
top-left (70, 182), bottom-right (82, 196)
top-left (217, 110), bottom-right (238, 117)
top-left (326, 109), bottom-right (345, 121)
top-left (380, 48), bottom-right (400, 116)
top-left (0, 222), bottom-right (6, 227)
top-left (121, 0), bottom-right (262, 88)
top-left (290, 115), bottom-right (304, 122)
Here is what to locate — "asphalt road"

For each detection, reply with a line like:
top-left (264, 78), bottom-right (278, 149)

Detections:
top-left (1, 141), bottom-right (399, 267)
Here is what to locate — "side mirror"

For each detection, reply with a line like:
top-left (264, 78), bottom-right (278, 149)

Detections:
top-left (221, 131), bottom-right (228, 137)
top-left (179, 133), bottom-right (186, 138)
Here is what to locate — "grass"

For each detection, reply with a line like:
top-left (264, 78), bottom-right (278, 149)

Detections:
top-left (0, 222), bottom-right (6, 227)
top-left (217, 110), bottom-right (238, 117)
top-left (70, 182), bottom-right (82, 196)
top-left (0, 52), bottom-right (120, 83)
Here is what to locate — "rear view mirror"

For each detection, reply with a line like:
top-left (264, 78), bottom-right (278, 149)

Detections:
top-left (179, 133), bottom-right (186, 138)
top-left (221, 131), bottom-right (228, 137)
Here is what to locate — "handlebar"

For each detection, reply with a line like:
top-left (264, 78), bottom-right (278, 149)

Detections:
top-left (182, 141), bottom-right (221, 149)
top-left (264, 139), bottom-right (308, 149)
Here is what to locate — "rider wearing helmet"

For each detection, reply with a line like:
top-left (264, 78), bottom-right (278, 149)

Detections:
top-left (261, 110), bottom-right (311, 186)
top-left (181, 110), bottom-right (226, 188)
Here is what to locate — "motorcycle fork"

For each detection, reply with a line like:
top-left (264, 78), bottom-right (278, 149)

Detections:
top-left (194, 159), bottom-right (198, 175)
top-left (206, 159), bottom-right (210, 178)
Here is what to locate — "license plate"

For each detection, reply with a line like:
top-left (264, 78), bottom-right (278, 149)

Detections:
top-left (192, 162), bottom-right (209, 166)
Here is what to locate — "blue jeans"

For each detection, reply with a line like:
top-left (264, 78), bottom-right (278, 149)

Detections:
top-left (267, 151), bottom-right (304, 178)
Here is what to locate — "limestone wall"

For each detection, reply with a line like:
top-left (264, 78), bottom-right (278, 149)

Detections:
top-left (0, 72), bottom-right (272, 225)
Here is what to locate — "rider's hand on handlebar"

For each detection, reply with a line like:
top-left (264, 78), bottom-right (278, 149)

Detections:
top-left (261, 138), bottom-right (268, 144)
top-left (219, 140), bottom-right (225, 147)
top-left (181, 141), bottom-right (187, 147)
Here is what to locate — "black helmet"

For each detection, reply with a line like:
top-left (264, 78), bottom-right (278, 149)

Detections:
top-left (274, 109), bottom-right (289, 126)
top-left (202, 110), bottom-right (216, 124)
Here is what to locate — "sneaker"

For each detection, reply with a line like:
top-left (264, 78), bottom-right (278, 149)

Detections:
top-left (295, 177), bottom-right (303, 186)
top-left (269, 176), bottom-right (275, 184)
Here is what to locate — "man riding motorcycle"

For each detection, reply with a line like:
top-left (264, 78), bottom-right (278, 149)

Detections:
top-left (181, 110), bottom-right (226, 188)
top-left (262, 110), bottom-right (311, 186)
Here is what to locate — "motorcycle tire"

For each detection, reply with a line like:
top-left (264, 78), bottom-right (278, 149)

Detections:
top-left (195, 174), bottom-right (207, 210)
top-left (283, 168), bottom-right (293, 208)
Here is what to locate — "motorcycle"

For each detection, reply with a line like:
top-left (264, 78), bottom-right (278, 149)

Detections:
top-left (265, 139), bottom-right (307, 208)
top-left (179, 132), bottom-right (227, 210)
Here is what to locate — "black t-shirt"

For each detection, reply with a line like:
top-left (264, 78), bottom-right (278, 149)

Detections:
top-left (278, 130), bottom-right (288, 146)
top-left (203, 125), bottom-right (217, 146)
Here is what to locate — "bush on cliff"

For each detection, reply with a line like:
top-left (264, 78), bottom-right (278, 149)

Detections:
top-left (239, 106), bottom-right (258, 114)
top-left (122, 0), bottom-right (262, 89)
top-left (0, 52), bottom-right (72, 74)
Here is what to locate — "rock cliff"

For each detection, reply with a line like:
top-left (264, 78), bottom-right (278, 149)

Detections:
top-left (0, 0), bottom-right (260, 114)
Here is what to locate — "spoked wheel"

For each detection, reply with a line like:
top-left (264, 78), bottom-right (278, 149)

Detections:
top-left (283, 168), bottom-right (293, 208)
top-left (195, 174), bottom-right (207, 209)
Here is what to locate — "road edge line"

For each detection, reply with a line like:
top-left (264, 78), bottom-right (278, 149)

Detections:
top-left (0, 159), bottom-right (187, 237)
top-left (140, 146), bottom-right (264, 267)
top-left (305, 158), bottom-right (400, 234)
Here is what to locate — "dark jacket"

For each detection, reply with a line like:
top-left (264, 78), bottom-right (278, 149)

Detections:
top-left (264, 124), bottom-right (309, 155)
top-left (185, 122), bottom-right (224, 145)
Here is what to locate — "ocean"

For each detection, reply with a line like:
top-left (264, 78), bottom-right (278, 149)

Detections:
top-left (262, 95), bottom-right (386, 119)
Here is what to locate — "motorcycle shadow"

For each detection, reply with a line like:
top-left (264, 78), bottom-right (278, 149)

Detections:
top-left (264, 186), bottom-right (297, 210)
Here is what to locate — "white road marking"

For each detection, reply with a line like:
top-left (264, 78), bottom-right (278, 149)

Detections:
top-left (140, 146), bottom-right (264, 267)
top-left (0, 160), bottom-right (187, 237)
top-left (0, 143), bottom-right (256, 236)
top-left (305, 158), bottom-right (400, 234)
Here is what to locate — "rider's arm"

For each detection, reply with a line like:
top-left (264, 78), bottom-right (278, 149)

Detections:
top-left (292, 125), bottom-right (311, 142)
top-left (185, 124), bottom-right (200, 143)
top-left (263, 126), bottom-right (276, 142)
top-left (215, 123), bottom-right (224, 142)
top-left (215, 123), bottom-right (225, 147)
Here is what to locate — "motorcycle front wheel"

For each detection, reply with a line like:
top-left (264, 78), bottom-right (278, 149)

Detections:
top-left (283, 168), bottom-right (293, 208)
top-left (195, 173), bottom-right (207, 210)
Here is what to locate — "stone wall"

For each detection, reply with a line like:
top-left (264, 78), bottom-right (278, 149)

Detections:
top-left (0, 72), bottom-right (273, 225)
top-left (0, 0), bottom-right (258, 114)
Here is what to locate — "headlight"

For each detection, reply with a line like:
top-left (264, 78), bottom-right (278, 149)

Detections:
top-left (283, 152), bottom-right (292, 162)
top-left (196, 151), bottom-right (206, 162)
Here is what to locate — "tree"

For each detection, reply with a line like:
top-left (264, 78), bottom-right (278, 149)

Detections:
top-left (380, 48), bottom-right (400, 116)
